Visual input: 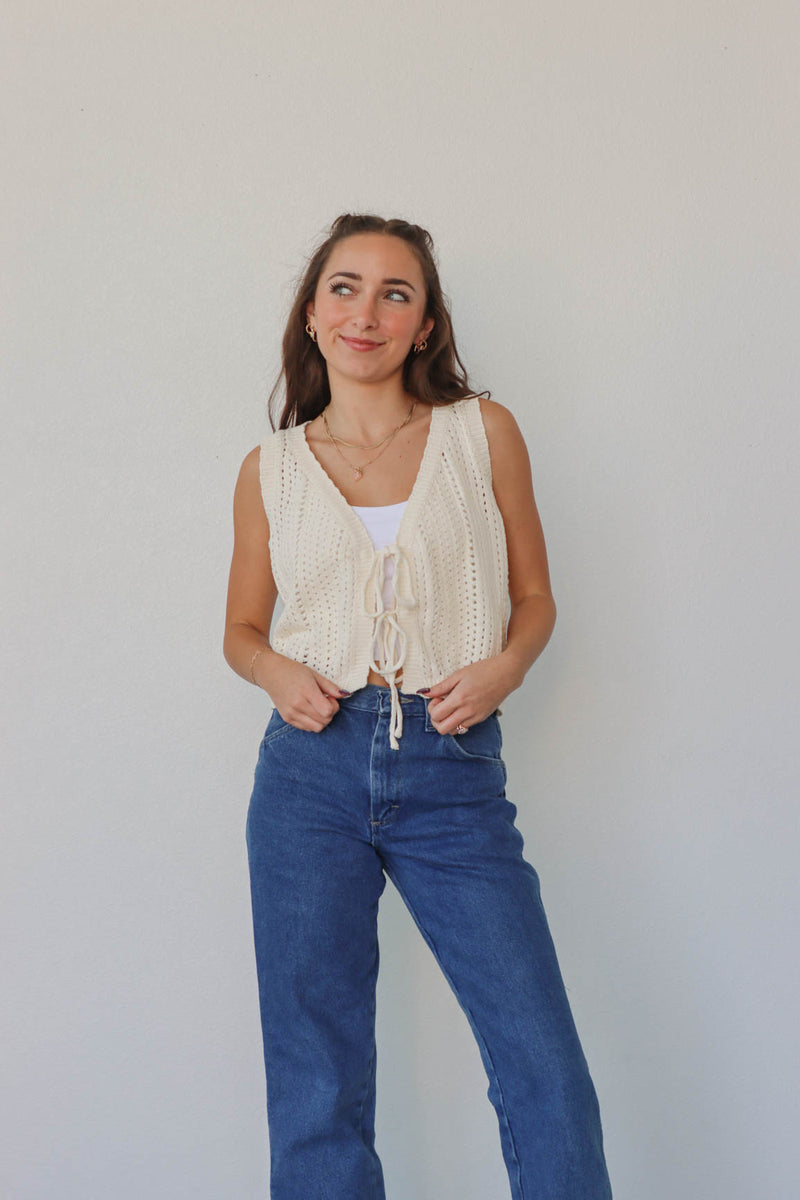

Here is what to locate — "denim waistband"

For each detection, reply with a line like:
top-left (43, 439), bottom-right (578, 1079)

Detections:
top-left (337, 683), bottom-right (428, 716)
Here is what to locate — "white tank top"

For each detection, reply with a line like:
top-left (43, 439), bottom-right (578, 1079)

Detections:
top-left (350, 500), bottom-right (408, 609)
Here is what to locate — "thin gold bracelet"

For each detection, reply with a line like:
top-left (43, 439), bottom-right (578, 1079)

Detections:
top-left (249, 645), bottom-right (269, 685)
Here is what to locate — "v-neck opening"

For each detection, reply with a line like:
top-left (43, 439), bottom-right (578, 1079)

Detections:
top-left (293, 403), bottom-right (447, 554)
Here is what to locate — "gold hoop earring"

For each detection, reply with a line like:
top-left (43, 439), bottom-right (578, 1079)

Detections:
top-left (305, 322), bottom-right (317, 342)
top-left (413, 338), bottom-right (427, 353)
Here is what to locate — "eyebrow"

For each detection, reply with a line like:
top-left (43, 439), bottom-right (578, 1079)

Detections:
top-left (326, 271), bottom-right (417, 293)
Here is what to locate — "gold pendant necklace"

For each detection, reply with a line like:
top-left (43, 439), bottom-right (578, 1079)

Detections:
top-left (322, 402), bottom-right (417, 480)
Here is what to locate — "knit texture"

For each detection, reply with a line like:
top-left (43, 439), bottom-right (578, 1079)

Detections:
top-left (259, 395), bottom-right (510, 747)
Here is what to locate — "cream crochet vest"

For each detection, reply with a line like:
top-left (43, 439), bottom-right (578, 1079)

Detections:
top-left (259, 395), bottom-right (509, 748)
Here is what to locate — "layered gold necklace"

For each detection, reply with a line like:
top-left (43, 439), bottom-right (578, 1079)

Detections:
top-left (321, 401), bottom-right (417, 481)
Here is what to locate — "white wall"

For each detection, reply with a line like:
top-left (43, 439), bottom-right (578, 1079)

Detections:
top-left (3, 3), bottom-right (798, 1198)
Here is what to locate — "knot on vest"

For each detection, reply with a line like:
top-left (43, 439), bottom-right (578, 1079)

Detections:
top-left (362, 544), bottom-right (417, 749)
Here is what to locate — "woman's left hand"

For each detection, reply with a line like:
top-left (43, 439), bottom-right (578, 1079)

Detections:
top-left (422, 654), bottom-right (522, 736)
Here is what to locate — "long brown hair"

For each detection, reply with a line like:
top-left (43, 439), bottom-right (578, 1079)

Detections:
top-left (267, 214), bottom-right (486, 430)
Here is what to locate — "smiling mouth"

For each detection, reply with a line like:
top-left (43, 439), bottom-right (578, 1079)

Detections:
top-left (340, 337), bottom-right (383, 351)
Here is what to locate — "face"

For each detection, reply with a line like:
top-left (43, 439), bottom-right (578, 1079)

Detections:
top-left (306, 233), bottom-right (435, 388)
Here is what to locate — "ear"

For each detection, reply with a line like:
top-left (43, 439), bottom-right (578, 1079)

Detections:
top-left (305, 301), bottom-right (315, 320)
top-left (419, 317), bottom-right (435, 341)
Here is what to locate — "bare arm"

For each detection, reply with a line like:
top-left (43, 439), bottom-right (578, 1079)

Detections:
top-left (481, 395), bottom-right (557, 685)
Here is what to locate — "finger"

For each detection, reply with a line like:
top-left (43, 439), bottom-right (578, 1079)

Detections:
top-left (313, 671), bottom-right (349, 698)
top-left (433, 714), bottom-right (467, 736)
top-left (310, 695), bottom-right (339, 724)
top-left (430, 701), bottom-right (460, 729)
top-left (429, 686), bottom-right (461, 714)
top-left (309, 674), bottom-right (344, 714)
top-left (289, 705), bottom-right (331, 733)
top-left (282, 694), bottom-right (337, 731)
top-left (432, 700), bottom-right (478, 733)
top-left (420, 676), bottom-right (456, 699)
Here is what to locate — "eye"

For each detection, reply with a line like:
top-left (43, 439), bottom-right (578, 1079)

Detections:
top-left (385, 289), bottom-right (411, 303)
top-left (328, 281), bottom-right (354, 296)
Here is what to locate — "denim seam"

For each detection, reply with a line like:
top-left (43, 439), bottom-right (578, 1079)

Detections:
top-left (367, 717), bottom-right (379, 842)
top-left (442, 735), bottom-right (505, 765)
top-left (356, 946), bottom-right (382, 1197)
top-left (387, 874), bottom-right (526, 1199)
top-left (260, 720), bottom-right (295, 748)
top-left (423, 705), bottom-right (504, 764)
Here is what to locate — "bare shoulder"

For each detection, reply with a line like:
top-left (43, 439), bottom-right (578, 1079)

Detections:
top-left (476, 396), bottom-right (532, 486)
top-left (233, 445), bottom-right (269, 529)
top-left (241, 443), bottom-right (261, 471)
top-left (476, 395), bottom-right (527, 450)
top-left (476, 394), bottom-right (517, 431)
top-left (476, 396), bottom-right (552, 606)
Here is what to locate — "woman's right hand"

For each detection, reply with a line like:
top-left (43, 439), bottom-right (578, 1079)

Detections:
top-left (254, 650), bottom-right (348, 733)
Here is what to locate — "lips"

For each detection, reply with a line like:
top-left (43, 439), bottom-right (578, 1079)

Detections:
top-left (340, 336), bottom-right (383, 351)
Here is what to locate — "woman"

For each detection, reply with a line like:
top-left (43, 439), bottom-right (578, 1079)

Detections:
top-left (223, 214), bottom-right (612, 1200)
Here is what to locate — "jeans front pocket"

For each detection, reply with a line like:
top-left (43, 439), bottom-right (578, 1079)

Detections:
top-left (442, 711), bottom-right (504, 764)
top-left (259, 707), bottom-right (297, 751)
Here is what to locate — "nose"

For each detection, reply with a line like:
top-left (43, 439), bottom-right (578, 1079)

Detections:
top-left (352, 291), bottom-right (379, 330)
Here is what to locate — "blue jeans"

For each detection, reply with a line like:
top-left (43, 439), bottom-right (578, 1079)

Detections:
top-left (246, 684), bottom-right (612, 1199)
